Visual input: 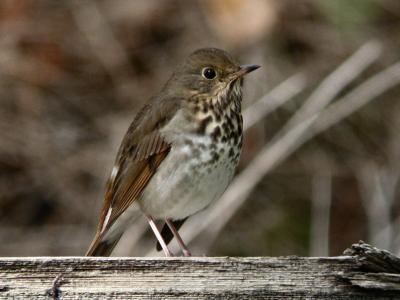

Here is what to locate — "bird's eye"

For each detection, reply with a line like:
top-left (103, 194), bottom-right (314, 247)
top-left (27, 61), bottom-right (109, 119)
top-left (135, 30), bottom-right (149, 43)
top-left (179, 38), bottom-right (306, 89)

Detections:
top-left (202, 67), bottom-right (217, 80)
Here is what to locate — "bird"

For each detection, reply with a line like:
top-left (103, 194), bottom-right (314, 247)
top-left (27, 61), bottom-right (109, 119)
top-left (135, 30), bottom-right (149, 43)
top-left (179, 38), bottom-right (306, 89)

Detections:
top-left (86, 48), bottom-right (259, 257)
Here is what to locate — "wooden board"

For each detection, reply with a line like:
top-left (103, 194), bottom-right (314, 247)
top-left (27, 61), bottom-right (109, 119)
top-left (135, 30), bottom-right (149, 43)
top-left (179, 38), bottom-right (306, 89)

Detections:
top-left (0, 242), bottom-right (399, 299)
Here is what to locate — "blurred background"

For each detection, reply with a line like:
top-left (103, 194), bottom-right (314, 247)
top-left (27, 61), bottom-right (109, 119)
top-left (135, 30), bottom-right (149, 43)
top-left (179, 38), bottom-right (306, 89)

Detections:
top-left (0, 0), bottom-right (400, 257)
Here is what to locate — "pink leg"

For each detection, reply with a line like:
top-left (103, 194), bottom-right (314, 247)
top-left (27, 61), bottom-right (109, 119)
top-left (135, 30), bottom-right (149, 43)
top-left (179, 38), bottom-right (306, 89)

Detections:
top-left (146, 215), bottom-right (173, 257)
top-left (165, 219), bottom-right (191, 257)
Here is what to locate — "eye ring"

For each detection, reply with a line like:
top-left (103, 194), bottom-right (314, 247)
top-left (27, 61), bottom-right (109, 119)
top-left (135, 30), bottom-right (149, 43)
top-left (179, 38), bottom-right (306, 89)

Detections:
top-left (201, 67), bottom-right (217, 80)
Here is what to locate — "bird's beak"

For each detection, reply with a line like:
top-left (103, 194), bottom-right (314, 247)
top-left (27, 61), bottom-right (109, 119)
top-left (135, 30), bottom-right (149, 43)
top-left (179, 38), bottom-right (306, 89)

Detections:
top-left (232, 65), bottom-right (260, 79)
top-left (233, 64), bottom-right (260, 79)
top-left (241, 64), bottom-right (261, 74)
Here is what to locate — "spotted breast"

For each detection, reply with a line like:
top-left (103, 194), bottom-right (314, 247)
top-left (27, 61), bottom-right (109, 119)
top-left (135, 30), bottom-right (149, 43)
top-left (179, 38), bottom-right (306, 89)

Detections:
top-left (137, 81), bottom-right (243, 220)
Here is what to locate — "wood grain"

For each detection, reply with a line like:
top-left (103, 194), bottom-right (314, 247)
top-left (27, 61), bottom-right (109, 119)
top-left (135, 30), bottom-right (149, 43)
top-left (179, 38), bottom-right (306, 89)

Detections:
top-left (0, 242), bottom-right (399, 299)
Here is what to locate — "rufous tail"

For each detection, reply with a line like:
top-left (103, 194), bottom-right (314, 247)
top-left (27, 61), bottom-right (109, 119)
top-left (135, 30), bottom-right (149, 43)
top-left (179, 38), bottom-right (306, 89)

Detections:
top-left (85, 231), bottom-right (123, 256)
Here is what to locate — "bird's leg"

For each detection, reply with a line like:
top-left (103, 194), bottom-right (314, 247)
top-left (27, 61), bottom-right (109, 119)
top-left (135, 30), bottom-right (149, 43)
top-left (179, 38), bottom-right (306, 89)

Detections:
top-left (165, 218), bottom-right (191, 257)
top-left (145, 215), bottom-right (173, 257)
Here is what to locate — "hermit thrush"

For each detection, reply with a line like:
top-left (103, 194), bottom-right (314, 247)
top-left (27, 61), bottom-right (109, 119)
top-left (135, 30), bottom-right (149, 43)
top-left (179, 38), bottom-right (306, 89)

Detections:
top-left (86, 48), bottom-right (259, 257)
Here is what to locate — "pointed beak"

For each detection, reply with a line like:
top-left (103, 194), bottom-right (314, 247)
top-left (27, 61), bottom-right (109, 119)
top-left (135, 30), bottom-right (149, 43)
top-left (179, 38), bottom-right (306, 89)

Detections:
top-left (232, 64), bottom-right (260, 79)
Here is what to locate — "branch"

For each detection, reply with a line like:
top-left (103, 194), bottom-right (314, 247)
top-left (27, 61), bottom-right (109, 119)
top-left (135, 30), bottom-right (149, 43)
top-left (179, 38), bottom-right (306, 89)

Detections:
top-left (310, 168), bottom-right (332, 256)
top-left (285, 40), bottom-right (382, 128)
top-left (242, 73), bottom-right (306, 131)
top-left (357, 163), bottom-right (393, 250)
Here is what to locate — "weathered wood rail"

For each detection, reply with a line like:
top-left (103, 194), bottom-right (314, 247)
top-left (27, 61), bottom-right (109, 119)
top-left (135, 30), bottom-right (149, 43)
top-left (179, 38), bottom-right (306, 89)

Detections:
top-left (0, 242), bottom-right (399, 299)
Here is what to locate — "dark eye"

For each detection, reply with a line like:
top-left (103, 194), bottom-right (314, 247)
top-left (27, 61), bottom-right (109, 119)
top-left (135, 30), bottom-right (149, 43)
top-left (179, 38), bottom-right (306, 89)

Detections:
top-left (202, 67), bottom-right (217, 80)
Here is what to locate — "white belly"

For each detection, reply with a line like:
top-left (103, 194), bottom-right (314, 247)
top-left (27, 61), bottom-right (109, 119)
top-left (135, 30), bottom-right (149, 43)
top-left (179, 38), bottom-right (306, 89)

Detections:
top-left (138, 135), bottom-right (239, 220)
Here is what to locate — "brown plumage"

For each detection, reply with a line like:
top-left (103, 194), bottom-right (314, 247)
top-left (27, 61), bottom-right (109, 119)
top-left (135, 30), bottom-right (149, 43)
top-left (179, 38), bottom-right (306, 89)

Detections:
top-left (86, 98), bottom-right (179, 256)
top-left (86, 48), bottom-right (259, 256)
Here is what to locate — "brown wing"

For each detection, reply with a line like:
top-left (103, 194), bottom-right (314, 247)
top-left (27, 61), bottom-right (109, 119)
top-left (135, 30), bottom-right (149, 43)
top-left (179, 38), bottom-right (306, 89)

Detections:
top-left (86, 136), bottom-right (169, 256)
top-left (94, 132), bottom-right (170, 234)
top-left (86, 96), bottom-right (181, 256)
top-left (106, 136), bottom-right (169, 230)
